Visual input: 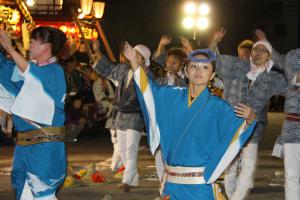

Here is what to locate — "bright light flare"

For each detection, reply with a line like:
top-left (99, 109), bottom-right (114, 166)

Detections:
top-left (26, 0), bottom-right (35, 6)
top-left (78, 13), bottom-right (86, 19)
top-left (199, 4), bottom-right (210, 15)
top-left (197, 17), bottom-right (209, 30)
top-left (184, 2), bottom-right (196, 15)
top-left (182, 17), bottom-right (195, 29)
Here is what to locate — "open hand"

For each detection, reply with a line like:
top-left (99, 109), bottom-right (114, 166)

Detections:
top-left (254, 29), bottom-right (267, 41)
top-left (159, 35), bottom-right (172, 47)
top-left (212, 27), bottom-right (226, 43)
top-left (0, 30), bottom-right (13, 54)
top-left (234, 103), bottom-right (256, 121)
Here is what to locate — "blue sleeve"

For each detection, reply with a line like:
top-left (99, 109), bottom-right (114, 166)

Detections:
top-left (133, 67), bottom-right (181, 153)
top-left (0, 53), bottom-right (19, 96)
top-left (203, 99), bottom-right (256, 183)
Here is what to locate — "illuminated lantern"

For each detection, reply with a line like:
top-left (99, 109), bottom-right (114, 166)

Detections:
top-left (12, 24), bottom-right (21, 35)
top-left (22, 23), bottom-right (30, 51)
top-left (8, 10), bottom-right (21, 24)
top-left (59, 25), bottom-right (68, 33)
top-left (93, 2), bottom-right (105, 19)
top-left (69, 27), bottom-right (77, 35)
top-left (92, 29), bottom-right (98, 40)
top-left (80, 0), bottom-right (93, 15)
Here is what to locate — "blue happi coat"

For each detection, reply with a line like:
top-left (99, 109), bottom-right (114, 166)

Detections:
top-left (133, 67), bottom-right (256, 199)
top-left (0, 53), bottom-right (66, 200)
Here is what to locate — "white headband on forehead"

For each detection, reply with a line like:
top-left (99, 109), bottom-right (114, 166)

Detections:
top-left (253, 39), bottom-right (272, 55)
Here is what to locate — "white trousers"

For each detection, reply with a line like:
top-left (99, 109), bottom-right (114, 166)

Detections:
top-left (154, 148), bottom-right (165, 183)
top-left (224, 143), bottom-right (258, 200)
top-left (110, 129), bottom-right (122, 171)
top-left (284, 143), bottom-right (300, 200)
top-left (117, 129), bottom-right (142, 186)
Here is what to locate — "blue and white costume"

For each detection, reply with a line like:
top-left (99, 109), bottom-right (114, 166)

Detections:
top-left (0, 53), bottom-right (66, 200)
top-left (133, 66), bottom-right (256, 199)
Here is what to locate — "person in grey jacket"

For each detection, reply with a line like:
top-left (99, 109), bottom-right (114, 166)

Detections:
top-left (279, 49), bottom-right (300, 200)
top-left (209, 28), bottom-right (287, 200)
top-left (92, 40), bottom-right (151, 192)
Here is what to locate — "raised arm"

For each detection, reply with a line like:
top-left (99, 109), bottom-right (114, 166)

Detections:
top-left (92, 40), bottom-right (125, 83)
top-left (152, 35), bottom-right (172, 66)
top-left (208, 27), bottom-right (226, 53)
top-left (0, 30), bottom-right (28, 72)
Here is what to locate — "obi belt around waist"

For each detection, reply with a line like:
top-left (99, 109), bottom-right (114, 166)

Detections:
top-left (286, 113), bottom-right (300, 122)
top-left (165, 165), bottom-right (206, 184)
top-left (16, 126), bottom-right (65, 145)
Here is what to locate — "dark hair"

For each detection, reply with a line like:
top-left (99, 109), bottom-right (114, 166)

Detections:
top-left (184, 52), bottom-right (216, 72)
top-left (31, 26), bottom-right (67, 56)
top-left (64, 55), bottom-right (77, 64)
top-left (167, 47), bottom-right (187, 63)
top-left (238, 40), bottom-right (254, 51)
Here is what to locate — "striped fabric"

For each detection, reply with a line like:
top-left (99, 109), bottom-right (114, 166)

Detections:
top-left (204, 121), bottom-right (250, 184)
top-left (134, 67), bottom-right (160, 155)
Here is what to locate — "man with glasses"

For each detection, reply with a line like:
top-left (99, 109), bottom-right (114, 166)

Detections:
top-left (209, 29), bottom-right (287, 200)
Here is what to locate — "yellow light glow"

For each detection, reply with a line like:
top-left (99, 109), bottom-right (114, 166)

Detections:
top-left (197, 17), bottom-right (209, 30)
top-left (93, 2), bottom-right (105, 19)
top-left (199, 4), bottom-right (209, 15)
top-left (184, 2), bottom-right (196, 15)
top-left (9, 10), bottom-right (21, 24)
top-left (80, 0), bottom-right (93, 15)
top-left (182, 17), bottom-right (195, 29)
top-left (26, 0), bottom-right (35, 7)
top-left (78, 13), bottom-right (86, 19)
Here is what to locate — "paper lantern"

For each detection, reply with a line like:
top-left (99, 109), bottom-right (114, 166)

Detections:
top-left (22, 23), bottom-right (30, 51)
top-left (80, 0), bottom-right (93, 15)
top-left (93, 2), bottom-right (105, 19)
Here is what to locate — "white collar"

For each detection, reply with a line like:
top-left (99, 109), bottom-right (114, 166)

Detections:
top-left (247, 58), bottom-right (274, 81)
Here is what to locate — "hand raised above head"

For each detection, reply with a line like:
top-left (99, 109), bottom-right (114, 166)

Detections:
top-left (254, 29), bottom-right (267, 41)
top-left (0, 30), bottom-right (13, 54)
top-left (212, 27), bottom-right (226, 43)
top-left (123, 42), bottom-right (140, 71)
top-left (92, 39), bottom-right (101, 52)
top-left (159, 35), bottom-right (172, 47)
top-left (123, 42), bottom-right (134, 61)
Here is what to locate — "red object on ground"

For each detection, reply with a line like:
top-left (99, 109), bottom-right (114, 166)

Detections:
top-left (117, 165), bottom-right (125, 173)
top-left (91, 171), bottom-right (105, 183)
top-left (73, 173), bottom-right (81, 179)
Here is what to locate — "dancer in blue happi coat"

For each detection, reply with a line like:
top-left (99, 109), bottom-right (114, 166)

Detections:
top-left (0, 27), bottom-right (67, 200)
top-left (123, 42), bottom-right (256, 200)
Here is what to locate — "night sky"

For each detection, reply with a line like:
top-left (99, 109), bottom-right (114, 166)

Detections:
top-left (67, 0), bottom-right (300, 57)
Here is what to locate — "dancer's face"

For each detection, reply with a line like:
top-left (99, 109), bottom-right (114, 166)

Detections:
top-left (29, 39), bottom-right (48, 60)
top-left (186, 54), bottom-right (215, 87)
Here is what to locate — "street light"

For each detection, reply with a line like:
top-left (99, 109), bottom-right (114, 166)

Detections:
top-left (182, 17), bottom-right (195, 29)
top-left (182, 1), bottom-right (210, 39)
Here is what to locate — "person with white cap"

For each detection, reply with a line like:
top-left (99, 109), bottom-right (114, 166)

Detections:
top-left (123, 41), bottom-right (256, 199)
top-left (92, 40), bottom-right (151, 192)
top-left (209, 28), bottom-right (288, 200)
